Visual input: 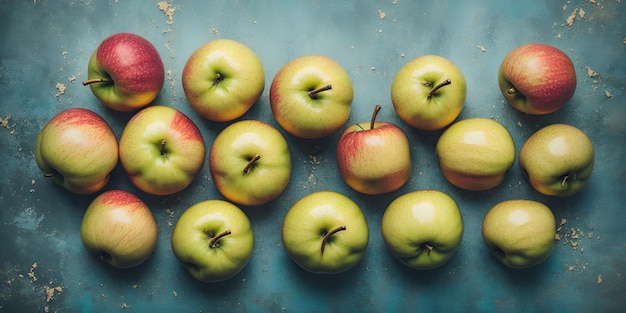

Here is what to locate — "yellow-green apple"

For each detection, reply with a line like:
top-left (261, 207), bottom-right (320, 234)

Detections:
top-left (34, 108), bottom-right (118, 195)
top-left (436, 118), bottom-right (515, 191)
top-left (119, 105), bottom-right (205, 195)
top-left (82, 32), bottom-right (164, 112)
top-left (519, 124), bottom-right (594, 197)
top-left (498, 43), bottom-right (576, 115)
top-left (391, 55), bottom-right (466, 131)
top-left (182, 39), bottom-right (265, 122)
top-left (209, 120), bottom-right (291, 206)
top-left (381, 190), bottom-right (463, 270)
top-left (269, 55), bottom-right (353, 138)
top-left (171, 200), bottom-right (254, 282)
top-left (482, 200), bottom-right (556, 269)
top-left (336, 105), bottom-right (412, 195)
top-left (281, 191), bottom-right (369, 274)
top-left (80, 190), bottom-right (158, 269)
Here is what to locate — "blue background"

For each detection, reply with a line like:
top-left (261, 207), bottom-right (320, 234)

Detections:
top-left (0, 1), bottom-right (624, 312)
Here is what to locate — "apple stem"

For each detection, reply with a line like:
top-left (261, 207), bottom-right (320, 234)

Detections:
top-left (209, 229), bottom-right (232, 248)
top-left (308, 84), bottom-right (332, 99)
top-left (160, 139), bottom-right (167, 156)
top-left (243, 154), bottom-right (261, 175)
top-left (321, 225), bottom-right (347, 255)
top-left (81, 77), bottom-right (112, 86)
top-left (213, 73), bottom-right (223, 86)
top-left (369, 105), bottom-right (381, 130)
top-left (507, 87), bottom-right (517, 94)
top-left (427, 79), bottom-right (452, 99)
top-left (561, 173), bottom-right (576, 188)
top-left (424, 244), bottom-right (434, 256)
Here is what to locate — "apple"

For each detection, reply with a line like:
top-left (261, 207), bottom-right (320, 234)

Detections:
top-left (171, 200), bottom-right (254, 282)
top-left (498, 43), bottom-right (576, 115)
top-left (336, 105), bottom-right (412, 195)
top-left (281, 191), bottom-right (369, 274)
top-left (80, 190), bottom-right (158, 269)
top-left (381, 190), bottom-right (463, 270)
top-left (436, 118), bottom-right (516, 191)
top-left (519, 124), bottom-right (594, 197)
top-left (269, 55), bottom-right (353, 138)
top-left (119, 105), bottom-right (205, 195)
top-left (482, 200), bottom-right (556, 269)
top-left (34, 108), bottom-right (118, 195)
top-left (209, 120), bottom-right (292, 206)
top-left (391, 54), bottom-right (466, 131)
top-left (182, 39), bottom-right (265, 122)
top-left (82, 32), bottom-right (165, 112)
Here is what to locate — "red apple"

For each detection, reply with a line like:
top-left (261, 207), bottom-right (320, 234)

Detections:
top-left (336, 105), bottom-right (412, 195)
top-left (498, 43), bottom-right (576, 115)
top-left (82, 32), bottom-right (165, 112)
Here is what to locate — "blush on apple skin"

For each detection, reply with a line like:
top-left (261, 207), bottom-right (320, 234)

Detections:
top-left (48, 108), bottom-right (112, 130)
top-left (169, 111), bottom-right (204, 142)
top-left (97, 190), bottom-right (146, 211)
top-left (96, 32), bottom-right (165, 93)
top-left (498, 43), bottom-right (576, 115)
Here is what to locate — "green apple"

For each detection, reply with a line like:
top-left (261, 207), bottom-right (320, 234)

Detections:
top-left (482, 200), bottom-right (556, 269)
top-left (182, 39), bottom-right (265, 122)
top-left (269, 55), bottom-right (353, 138)
top-left (336, 105), bottom-right (412, 195)
top-left (119, 105), bottom-right (206, 195)
top-left (519, 124), bottom-right (594, 197)
top-left (81, 190), bottom-right (158, 269)
top-left (381, 190), bottom-right (463, 270)
top-left (281, 191), bottom-right (369, 274)
top-left (209, 120), bottom-right (292, 206)
top-left (34, 108), bottom-right (118, 195)
top-left (171, 200), bottom-right (254, 282)
top-left (391, 54), bottom-right (466, 130)
top-left (436, 118), bottom-right (516, 191)
top-left (82, 32), bottom-right (165, 112)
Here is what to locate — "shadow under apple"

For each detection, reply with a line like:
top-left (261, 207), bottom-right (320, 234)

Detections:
top-left (172, 259), bottom-right (253, 296)
top-left (82, 244), bottom-right (159, 283)
top-left (378, 242), bottom-right (464, 285)
top-left (284, 244), bottom-right (368, 284)
top-left (479, 241), bottom-right (556, 285)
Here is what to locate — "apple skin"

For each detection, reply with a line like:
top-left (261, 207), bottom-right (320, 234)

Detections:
top-left (436, 118), bottom-right (516, 191)
top-left (209, 120), bottom-right (292, 206)
top-left (391, 55), bottom-right (466, 131)
top-left (182, 39), bottom-right (265, 122)
top-left (269, 55), bottom-right (353, 139)
top-left (281, 191), bottom-right (369, 274)
top-left (336, 106), bottom-right (412, 195)
top-left (381, 190), bottom-right (463, 270)
top-left (119, 105), bottom-right (206, 196)
top-left (498, 43), bottom-right (576, 115)
top-left (171, 200), bottom-right (254, 283)
top-left (34, 108), bottom-right (118, 195)
top-left (482, 200), bottom-right (556, 269)
top-left (83, 32), bottom-right (165, 112)
top-left (80, 190), bottom-right (158, 269)
top-left (519, 124), bottom-right (594, 197)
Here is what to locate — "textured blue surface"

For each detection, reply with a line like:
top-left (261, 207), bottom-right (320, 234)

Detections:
top-left (0, 1), bottom-right (625, 312)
